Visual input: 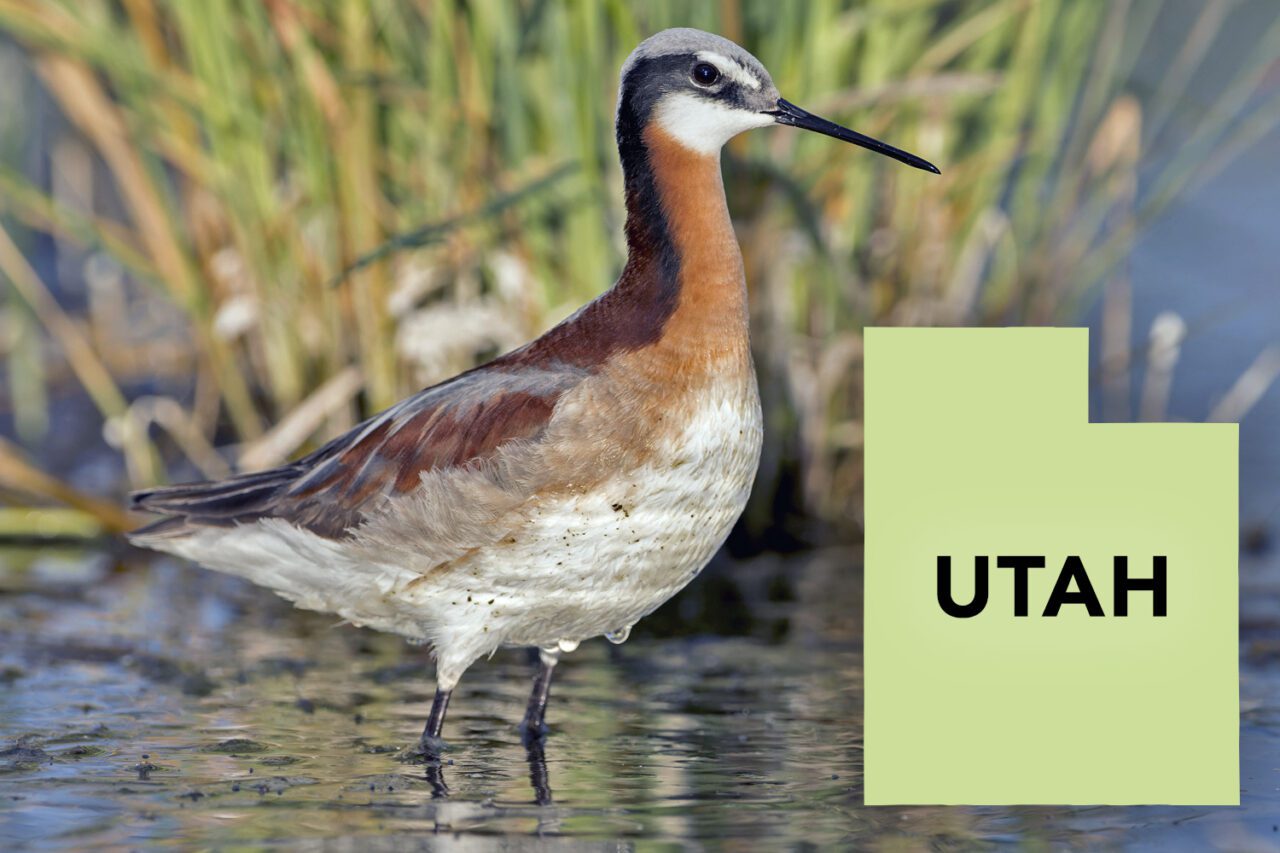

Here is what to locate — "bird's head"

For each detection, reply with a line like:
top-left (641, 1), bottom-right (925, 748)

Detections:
top-left (618, 28), bottom-right (939, 174)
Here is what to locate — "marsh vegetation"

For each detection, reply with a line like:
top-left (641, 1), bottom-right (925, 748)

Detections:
top-left (0, 0), bottom-right (1275, 535)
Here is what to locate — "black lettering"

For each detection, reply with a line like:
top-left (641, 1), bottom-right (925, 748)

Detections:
top-left (1043, 555), bottom-right (1105, 617)
top-left (938, 555), bottom-right (988, 618)
top-left (1114, 555), bottom-right (1167, 617)
top-left (996, 555), bottom-right (1046, 616)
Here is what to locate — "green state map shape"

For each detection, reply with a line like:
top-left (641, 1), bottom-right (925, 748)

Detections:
top-left (864, 327), bottom-right (1238, 805)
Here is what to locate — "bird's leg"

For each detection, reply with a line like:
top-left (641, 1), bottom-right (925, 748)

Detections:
top-left (423, 686), bottom-right (452, 744)
top-left (403, 686), bottom-right (452, 763)
top-left (519, 647), bottom-right (559, 745)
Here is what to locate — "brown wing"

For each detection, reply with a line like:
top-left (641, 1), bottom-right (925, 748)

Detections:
top-left (129, 362), bottom-right (587, 539)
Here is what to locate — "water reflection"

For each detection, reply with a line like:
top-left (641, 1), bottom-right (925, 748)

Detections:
top-left (0, 549), bottom-right (1276, 849)
top-left (525, 742), bottom-right (553, 806)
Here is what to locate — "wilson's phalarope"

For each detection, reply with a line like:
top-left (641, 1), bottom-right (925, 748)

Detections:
top-left (129, 27), bottom-right (937, 754)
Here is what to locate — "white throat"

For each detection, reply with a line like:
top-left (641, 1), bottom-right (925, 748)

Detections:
top-left (652, 92), bottom-right (775, 155)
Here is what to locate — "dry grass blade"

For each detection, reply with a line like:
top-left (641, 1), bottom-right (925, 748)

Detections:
top-left (34, 55), bottom-right (196, 307)
top-left (1139, 312), bottom-right (1187, 422)
top-left (33, 53), bottom-right (262, 442)
top-left (1209, 347), bottom-right (1280, 424)
top-left (0, 223), bottom-right (128, 419)
top-left (238, 366), bottom-right (363, 472)
top-left (0, 436), bottom-right (133, 533)
top-left (114, 397), bottom-right (232, 481)
top-left (0, 221), bottom-right (166, 485)
top-left (0, 165), bottom-right (157, 279)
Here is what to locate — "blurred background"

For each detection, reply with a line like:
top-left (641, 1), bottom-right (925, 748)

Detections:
top-left (0, 0), bottom-right (1274, 545)
top-left (1, 0), bottom-right (1279, 848)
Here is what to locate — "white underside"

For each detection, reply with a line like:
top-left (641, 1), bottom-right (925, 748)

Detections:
top-left (152, 380), bottom-right (763, 689)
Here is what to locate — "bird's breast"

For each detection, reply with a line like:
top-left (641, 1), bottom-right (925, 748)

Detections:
top-left (480, 362), bottom-right (762, 647)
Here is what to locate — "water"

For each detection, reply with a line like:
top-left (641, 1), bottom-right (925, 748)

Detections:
top-left (2, 548), bottom-right (1278, 850)
top-left (605, 626), bottom-right (632, 645)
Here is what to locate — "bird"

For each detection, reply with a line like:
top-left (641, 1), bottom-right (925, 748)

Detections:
top-left (127, 27), bottom-right (938, 755)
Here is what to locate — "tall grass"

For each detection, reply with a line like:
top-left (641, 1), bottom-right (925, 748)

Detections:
top-left (0, 0), bottom-right (1276, 538)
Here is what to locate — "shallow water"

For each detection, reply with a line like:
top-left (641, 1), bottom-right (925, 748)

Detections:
top-left (0, 547), bottom-right (1278, 850)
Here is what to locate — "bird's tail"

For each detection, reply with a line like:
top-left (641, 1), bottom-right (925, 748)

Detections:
top-left (127, 467), bottom-right (300, 542)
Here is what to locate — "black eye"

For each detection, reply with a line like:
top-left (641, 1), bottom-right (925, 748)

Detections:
top-left (691, 63), bottom-right (720, 87)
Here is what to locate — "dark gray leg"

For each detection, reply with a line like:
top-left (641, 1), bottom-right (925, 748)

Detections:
top-left (423, 687), bottom-right (451, 743)
top-left (409, 688), bottom-right (453, 794)
top-left (403, 686), bottom-right (452, 763)
top-left (519, 649), bottom-right (559, 744)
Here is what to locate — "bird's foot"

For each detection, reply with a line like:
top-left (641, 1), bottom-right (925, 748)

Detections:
top-left (399, 735), bottom-right (449, 765)
top-left (518, 719), bottom-right (549, 748)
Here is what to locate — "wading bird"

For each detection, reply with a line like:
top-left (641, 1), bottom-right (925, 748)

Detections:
top-left (129, 28), bottom-right (937, 755)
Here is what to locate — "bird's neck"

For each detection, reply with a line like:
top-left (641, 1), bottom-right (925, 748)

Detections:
top-left (615, 126), bottom-right (750, 350)
top-left (501, 123), bottom-right (751, 375)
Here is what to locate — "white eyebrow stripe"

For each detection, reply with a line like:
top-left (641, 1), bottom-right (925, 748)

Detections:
top-left (695, 50), bottom-right (761, 90)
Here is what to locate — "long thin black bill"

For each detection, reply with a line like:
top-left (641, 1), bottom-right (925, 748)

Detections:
top-left (768, 98), bottom-right (940, 174)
